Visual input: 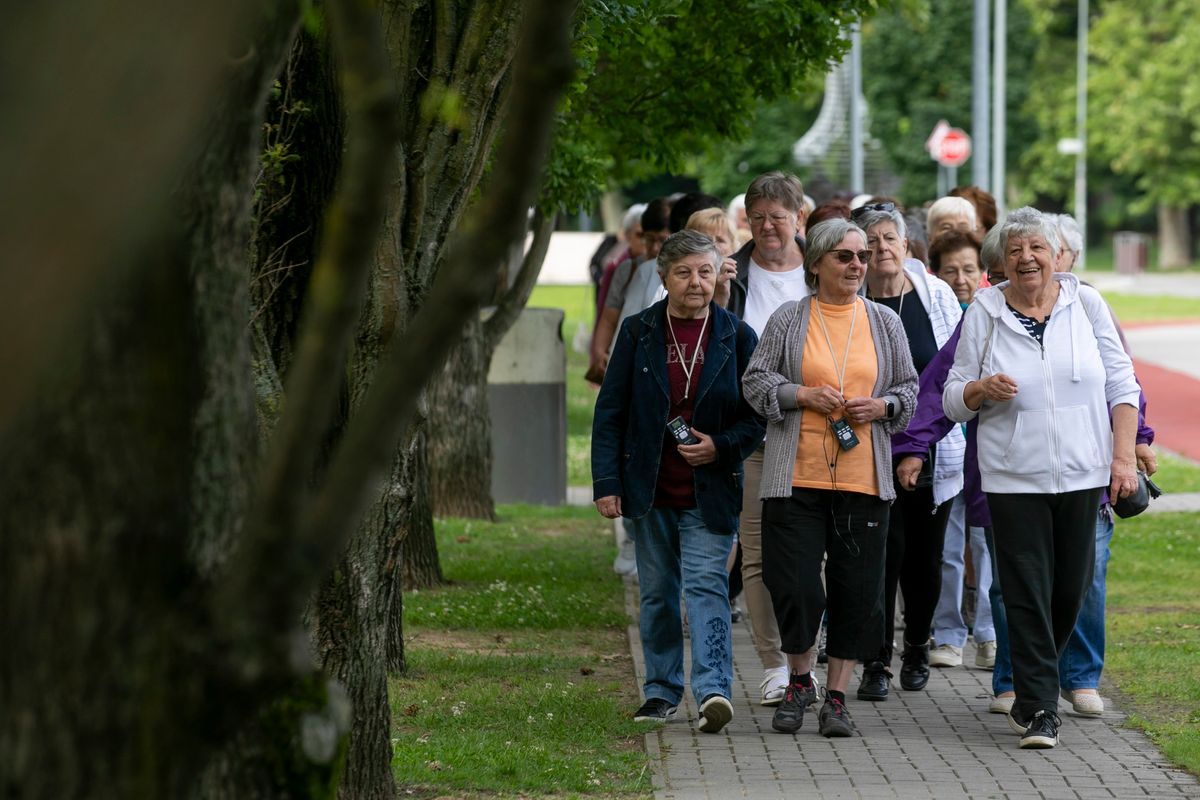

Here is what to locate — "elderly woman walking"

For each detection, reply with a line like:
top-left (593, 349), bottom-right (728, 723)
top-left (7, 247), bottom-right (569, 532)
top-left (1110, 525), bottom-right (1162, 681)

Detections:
top-left (743, 218), bottom-right (917, 737)
top-left (592, 230), bottom-right (764, 734)
top-left (943, 208), bottom-right (1141, 749)
top-left (852, 205), bottom-right (965, 700)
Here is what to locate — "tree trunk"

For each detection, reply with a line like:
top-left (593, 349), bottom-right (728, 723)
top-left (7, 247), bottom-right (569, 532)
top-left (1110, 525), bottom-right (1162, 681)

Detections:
top-left (426, 210), bottom-right (556, 519)
top-left (1157, 203), bottom-right (1192, 269)
top-left (427, 313), bottom-right (499, 519)
top-left (401, 427), bottom-right (445, 590)
top-left (0, 5), bottom-right (311, 796)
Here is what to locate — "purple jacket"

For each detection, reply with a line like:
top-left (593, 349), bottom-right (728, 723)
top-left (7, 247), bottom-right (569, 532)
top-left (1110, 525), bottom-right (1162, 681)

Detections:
top-left (893, 317), bottom-right (1154, 527)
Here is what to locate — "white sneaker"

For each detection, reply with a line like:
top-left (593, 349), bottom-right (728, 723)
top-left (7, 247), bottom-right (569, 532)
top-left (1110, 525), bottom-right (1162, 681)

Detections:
top-left (1061, 688), bottom-right (1104, 716)
top-left (612, 538), bottom-right (637, 577)
top-left (929, 643), bottom-right (963, 668)
top-left (975, 640), bottom-right (997, 670)
top-left (989, 693), bottom-right (1015, 714)
top-left (760, 667), bottom-right (789, 706)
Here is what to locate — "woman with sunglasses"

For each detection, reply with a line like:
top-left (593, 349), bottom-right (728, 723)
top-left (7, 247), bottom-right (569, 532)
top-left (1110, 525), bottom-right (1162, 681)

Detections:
top-left (853, 205), bottom-right (965, 702)
top-left (743, 218), bottom-right (917, 738)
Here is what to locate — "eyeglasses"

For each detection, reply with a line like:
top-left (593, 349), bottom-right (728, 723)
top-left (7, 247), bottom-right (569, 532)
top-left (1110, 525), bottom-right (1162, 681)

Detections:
top-left (829, 249), bottom-right (872, 265)
top-left (850, 202), bottom-right (896, 222)
top-left (748, 212), bottom-right (794, 227)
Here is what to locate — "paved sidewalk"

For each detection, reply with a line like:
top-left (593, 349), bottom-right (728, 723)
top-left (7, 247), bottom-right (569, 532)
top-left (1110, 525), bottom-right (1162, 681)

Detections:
top-left (625, 584), bottom-right (1200, 799)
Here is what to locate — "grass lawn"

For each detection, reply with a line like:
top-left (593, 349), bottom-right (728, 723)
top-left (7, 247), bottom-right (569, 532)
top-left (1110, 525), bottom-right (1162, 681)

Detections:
top-left (1106, 511), bottom-right (1200, 775)
top-left (1154, 451), bottom-right (1200, 494)
top-left (393, 505), bottom-right (650, 798)
top-left (1101, 292), bottom-right (1200, 324)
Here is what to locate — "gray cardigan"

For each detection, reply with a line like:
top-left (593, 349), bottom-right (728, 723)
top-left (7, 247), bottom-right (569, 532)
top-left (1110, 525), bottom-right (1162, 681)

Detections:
top-left (742, 297), bottom-right (918, 502)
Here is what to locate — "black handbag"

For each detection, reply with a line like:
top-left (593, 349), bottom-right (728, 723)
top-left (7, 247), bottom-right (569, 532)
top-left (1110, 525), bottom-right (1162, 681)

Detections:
top-left (914, 444), bottom-right (936, 489)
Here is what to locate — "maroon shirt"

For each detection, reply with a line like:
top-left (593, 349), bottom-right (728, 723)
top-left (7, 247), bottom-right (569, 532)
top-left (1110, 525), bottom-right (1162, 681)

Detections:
top-left (654, 314), bottom-right (711, 508)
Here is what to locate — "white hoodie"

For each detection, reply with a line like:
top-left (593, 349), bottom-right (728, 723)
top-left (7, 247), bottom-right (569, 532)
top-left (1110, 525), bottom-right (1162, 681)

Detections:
top-left (942, 273), bottom-right (1140, 495)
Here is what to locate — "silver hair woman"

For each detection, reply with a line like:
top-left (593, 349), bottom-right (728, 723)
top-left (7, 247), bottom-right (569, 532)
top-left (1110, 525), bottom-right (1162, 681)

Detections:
top-left (942, 206), bottom-right (1140, 750)
top-left (742, 218), bottom-right (918, 738)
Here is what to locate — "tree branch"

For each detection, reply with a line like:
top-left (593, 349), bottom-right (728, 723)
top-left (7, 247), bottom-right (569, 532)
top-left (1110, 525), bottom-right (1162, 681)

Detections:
top-left (218, 0), bottom-right (402, 652)
top-left (294, 0), bottom-right (576, 591)
top-left (482, 208), bottom-right (556, 349)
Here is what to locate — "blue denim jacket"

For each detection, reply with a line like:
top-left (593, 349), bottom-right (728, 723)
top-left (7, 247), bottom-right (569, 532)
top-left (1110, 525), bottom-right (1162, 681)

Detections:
top-left (591, 299), bottom-right (765, 534)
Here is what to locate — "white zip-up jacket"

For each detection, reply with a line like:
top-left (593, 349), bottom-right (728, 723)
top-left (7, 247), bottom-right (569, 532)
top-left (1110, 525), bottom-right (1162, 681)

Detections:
top-left (942, 273), bottom-right (1140, 495)
top-left (902, 260), bottom-right (965, 506)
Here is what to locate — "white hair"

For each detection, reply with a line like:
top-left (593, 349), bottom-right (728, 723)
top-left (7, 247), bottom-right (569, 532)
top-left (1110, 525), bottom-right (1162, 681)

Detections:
top-left (622, 203), bottom-right (647, 235)
top-left (927, 196), bottom-right (977, 230)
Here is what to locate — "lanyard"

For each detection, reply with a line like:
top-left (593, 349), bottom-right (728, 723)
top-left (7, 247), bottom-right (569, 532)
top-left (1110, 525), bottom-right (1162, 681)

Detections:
top-left (666, 312), bottom-right (708, 401)
top-left (812, 297), bottom-right (858, 397)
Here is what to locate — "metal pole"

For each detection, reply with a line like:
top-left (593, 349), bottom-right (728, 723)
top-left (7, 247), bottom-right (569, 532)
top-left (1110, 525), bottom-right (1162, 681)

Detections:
top-left (972, 0), bottom-right (991, 190)
top-left (849, 24), bottom-right (864, 194)
top-left (992, 0), bottom-right (1007, 217)
top-left (1076, 0), bottom-right (1088, 267)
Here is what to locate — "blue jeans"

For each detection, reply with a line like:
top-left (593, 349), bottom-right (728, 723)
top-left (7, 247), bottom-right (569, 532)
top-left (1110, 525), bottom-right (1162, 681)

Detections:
top-left (634, 507), bottom-right (733, 706)
top-left (987, 511), bottom-right (1113, 696)
top-left (933, 494), bottom-right (995, 647)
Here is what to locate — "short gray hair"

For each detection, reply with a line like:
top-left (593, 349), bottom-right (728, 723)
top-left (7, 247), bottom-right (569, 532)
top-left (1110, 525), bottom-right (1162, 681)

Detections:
top-left (980, 224), bottom-right (1004, 274)
top-left (745, 171), bottom-right (805, 214)
top-left (857, 208), bottom-right (908, 241)
top-left (656, 229), bottom-right (722, 276)
top-left (804, 218), bottom-right (867, 289)
top-left (1054, 213), bottom-right (1083, 256)
top-left (995, 206), bottom-right (1061, 260)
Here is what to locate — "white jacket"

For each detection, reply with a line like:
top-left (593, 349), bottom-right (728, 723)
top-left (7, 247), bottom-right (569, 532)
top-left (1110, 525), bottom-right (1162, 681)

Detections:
top-left (943, 273), bottom-right (1140, 495)
top-left (903, 260), bottom-right (966, 506)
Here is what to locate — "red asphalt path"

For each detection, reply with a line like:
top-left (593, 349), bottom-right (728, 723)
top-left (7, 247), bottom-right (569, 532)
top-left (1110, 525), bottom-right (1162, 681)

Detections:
top-left (1133, 358), bottom-right (1200, 461)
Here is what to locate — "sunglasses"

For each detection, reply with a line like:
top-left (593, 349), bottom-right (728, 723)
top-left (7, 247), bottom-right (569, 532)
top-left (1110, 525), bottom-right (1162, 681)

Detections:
top-left (850, 201), bottom-right (896, 222)
top-left (829, 249), bottom-right (872, 265)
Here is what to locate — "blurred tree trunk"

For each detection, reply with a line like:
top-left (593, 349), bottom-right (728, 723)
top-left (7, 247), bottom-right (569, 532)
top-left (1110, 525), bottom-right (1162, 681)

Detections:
top-left (1157, 203), bottom-right (1192, 269)
top-left (427, 209), bottom-right (557, 519)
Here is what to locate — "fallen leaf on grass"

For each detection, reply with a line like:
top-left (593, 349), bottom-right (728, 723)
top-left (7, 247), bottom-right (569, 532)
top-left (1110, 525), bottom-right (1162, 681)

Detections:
top-left (403, 704), bottom-right (420, 717)
top-left (579, 666), bottom-right (595, 675)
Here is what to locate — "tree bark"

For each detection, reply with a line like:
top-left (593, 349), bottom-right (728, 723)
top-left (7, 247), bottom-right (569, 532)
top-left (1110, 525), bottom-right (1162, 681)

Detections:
top-left (1157, 203), bottom-right (1192, 269)
top-left (427, 209), bottom-right (557, 519)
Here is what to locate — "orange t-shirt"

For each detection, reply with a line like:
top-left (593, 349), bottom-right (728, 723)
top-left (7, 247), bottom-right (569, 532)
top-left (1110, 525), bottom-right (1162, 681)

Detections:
top-left (792, 297), bottom-right (879, 496)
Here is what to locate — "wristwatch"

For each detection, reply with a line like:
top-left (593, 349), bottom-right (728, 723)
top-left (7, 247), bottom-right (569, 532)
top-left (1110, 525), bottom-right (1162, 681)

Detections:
top-left (884, 399), bottom-right (895, 420)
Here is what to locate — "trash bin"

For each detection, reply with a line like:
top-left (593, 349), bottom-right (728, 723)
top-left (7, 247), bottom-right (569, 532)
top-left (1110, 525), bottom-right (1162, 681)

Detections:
top-left (1113, 231), bottom-right (1149, 275)
top-left (487, 307), bottom-right (566, 505)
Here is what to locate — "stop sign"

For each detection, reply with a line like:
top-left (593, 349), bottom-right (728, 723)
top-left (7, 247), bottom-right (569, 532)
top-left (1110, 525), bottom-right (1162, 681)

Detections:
top-left (936, 128), bottom-right (972, 167)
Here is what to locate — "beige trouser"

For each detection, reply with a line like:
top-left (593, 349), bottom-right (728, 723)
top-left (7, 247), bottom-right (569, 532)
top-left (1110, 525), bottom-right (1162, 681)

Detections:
top-left (739, 448), bottom-right (787, 670)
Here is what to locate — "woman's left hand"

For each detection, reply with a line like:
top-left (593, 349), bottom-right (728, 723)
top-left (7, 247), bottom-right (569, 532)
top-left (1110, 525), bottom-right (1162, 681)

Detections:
top-left (843, 396), bottom-right (885, 424)
top-left (1109, 456), bottom-right (1139, 500)
top-left (678, 429), bottom-right (718, 466)
top-left (1135, 443), bottom-right (1158, 476)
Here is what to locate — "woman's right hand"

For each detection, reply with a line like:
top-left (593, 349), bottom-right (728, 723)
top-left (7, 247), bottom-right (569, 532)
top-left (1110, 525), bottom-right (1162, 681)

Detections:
top-left (895, 456), bottom-right (924, 490)
top-left (965, 372), bottom-right (1019, 409)
top-left (595, 495), bottom-right (622, 519)
top-left (797, 385), bottom-right (845, 415)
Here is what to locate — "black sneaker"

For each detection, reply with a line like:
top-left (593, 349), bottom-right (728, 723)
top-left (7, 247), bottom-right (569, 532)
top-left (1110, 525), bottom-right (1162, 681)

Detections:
top-left (633, 697), bottom-right (678, 722)
top-left (771, 683), bottom-right (807, 733)
top-left (698, 694), bottom-right (733, 734)
top-left (1019, 709), bottom-right (1061, 749)
top-left (818, 690), bottom-right (856, 738)
top-left (857, 660), bottom-right (891, 701)
top-left (899, 643), bottom-right (930, 691)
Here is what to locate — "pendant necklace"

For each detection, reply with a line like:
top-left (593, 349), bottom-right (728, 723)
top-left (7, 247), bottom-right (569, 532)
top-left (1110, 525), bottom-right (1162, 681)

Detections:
top-left (666, 312), bottom-right (708, 401)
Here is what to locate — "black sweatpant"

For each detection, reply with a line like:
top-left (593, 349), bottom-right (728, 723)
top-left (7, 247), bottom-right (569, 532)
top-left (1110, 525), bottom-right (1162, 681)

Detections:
top-left (987, 487), bottom-right (1103, 720)
top-left (877, 482), bottom-right (952, 661)
top-left (762, 487), bottom-right (889, 661)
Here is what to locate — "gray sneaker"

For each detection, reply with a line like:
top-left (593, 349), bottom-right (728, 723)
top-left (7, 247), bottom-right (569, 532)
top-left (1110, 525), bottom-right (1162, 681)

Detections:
top-left (817, 690), bottom-right (856, 738)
